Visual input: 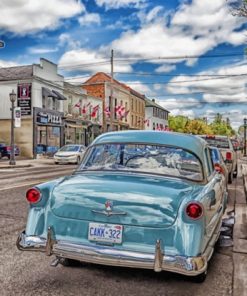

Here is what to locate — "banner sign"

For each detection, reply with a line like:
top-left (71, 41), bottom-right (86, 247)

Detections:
top-left (37, 112), bottom-right (62, 125)
top-left (14, 107), bottom-right (21, 128)
top-left (17, 83), bottom-right (32, 116)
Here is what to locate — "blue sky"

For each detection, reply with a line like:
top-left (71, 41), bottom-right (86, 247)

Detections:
top-left (0, 0), bottom-right (246, 130)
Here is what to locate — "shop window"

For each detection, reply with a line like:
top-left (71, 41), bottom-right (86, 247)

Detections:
top-left (47, 126), bottom-right (60, 151)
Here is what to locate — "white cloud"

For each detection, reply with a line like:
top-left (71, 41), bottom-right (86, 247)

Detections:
top-left (58, 33), bottom-right (82, 50)
top-left (0, 0), bottom-right (84, 35)
top-left (79, 13), bottom-right (101, 26)
top-left (28, 47), bottom-right (58, 54)
top-left (155, 64), bottom-right (176, 73)
top-left (123, 80), bottom-right (152, 94)
top-left (0, 60), bottom-right (17, 67)
top-left (58, 49), bottom-right (133, 73)
top-left (166, 61), bottom-right (247, 104)
top-left (158, 98), bottom-right (202, 111)
top-left (169, 109), bottom-right (195, 118)
top-left (108, 0), bottom-right (246, 65)
top-left (95, 0), bottom-right (146, 10)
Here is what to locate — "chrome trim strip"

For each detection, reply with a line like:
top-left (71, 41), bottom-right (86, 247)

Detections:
top-left (91, 209), bottom-right (127, 217)
top-left (17, 231), bottom-right (209, 276)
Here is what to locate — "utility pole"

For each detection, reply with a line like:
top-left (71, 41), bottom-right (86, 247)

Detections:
top-left (109, 49), bottom-right (114, 132)
top-left (9, 90), bottom-right (17, 165)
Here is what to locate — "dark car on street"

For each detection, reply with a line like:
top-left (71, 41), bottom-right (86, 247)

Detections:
top-left (0, 143), bottom-right (20, 159)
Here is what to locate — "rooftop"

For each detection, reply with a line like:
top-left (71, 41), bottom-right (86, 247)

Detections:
top-left (0, 65), bottom-right (33, 81)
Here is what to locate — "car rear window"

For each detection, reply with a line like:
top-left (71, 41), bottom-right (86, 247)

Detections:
top-left (201, 137), bottom-right (230, 149)
top-left (79, 143), bottom-right (203, 181)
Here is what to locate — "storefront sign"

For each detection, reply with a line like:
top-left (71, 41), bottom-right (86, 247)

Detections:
top-left (17, 83), bottom-right (32, 116)
top-left (14, 107), bottom-right (21, 128)
top-left (37, 112), bottom-right (62, 125)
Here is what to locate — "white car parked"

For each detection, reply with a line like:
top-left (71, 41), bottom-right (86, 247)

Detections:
top-left (54, 144), bottom-right (86, 164)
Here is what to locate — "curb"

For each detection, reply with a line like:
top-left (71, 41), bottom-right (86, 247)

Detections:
top-left (232, 164), bottom-right (247, 295)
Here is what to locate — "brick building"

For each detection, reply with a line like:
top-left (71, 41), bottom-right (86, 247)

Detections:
top-left (82, 72), bottom-right (145, 132)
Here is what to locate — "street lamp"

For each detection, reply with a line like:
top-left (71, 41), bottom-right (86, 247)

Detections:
top-left (9, 89), bottom-right (16, 165)
top-left (244, 118), bottom-right (247, 157)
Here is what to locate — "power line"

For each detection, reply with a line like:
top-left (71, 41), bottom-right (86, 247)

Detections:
top-left (57, 52), bottom-right (245, 69)
top-left (114, 71), bottom-right (247, 77)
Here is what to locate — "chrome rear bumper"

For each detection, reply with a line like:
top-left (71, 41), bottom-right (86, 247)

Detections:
top-left (16, 228), bottom-right (210, 276)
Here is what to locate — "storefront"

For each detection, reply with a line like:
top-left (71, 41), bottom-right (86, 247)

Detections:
top-left (65, 120), bottom-right (87, 145)
top-left (65, 119), bottom-right (102, 146)
top-left (33, 107), bottom-right (64, 157)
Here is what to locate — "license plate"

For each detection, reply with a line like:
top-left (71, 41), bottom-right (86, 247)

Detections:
top-left (88, 223), bottom-right (123, 244)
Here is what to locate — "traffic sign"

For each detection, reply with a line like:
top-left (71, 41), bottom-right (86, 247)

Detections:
top-left (0, 40), bottom-right (5, 48)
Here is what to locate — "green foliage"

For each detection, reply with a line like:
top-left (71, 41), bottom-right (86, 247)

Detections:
top-left (168, 114), bottom-right (236, 136)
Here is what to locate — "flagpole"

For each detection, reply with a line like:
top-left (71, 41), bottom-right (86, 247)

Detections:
top-left (110, 49), bottom-right (114, 131)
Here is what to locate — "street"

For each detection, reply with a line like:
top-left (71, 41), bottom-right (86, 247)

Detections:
top-left (0, 162), bottom-right (237, 296)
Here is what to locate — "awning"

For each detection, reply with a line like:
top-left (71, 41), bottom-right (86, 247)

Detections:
top-left (52, 90), bottom-right (67, 100)
top-left (67, 123), bottom-right (85, 129)
top-left (42, 87), bottom-right (58, 98)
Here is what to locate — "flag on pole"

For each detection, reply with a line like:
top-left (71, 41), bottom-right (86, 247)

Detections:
top-left (144, 119), bottom-right (150, 127)
top-left (82, 102), bottom-right (91, 114)
top-left (91, 105), bottom-right (99, 118)
top-left (74, 101), bottom-right (81, 108)
top-left (117, 106), bottom-right (125, 118)
top-left (104, 106), bottom-right (111, 118)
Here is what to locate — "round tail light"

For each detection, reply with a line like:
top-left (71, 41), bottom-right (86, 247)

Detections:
top-left (26, 188), bottom-right (41, 203)
top-left (186, 202), bottom-right (203, 219)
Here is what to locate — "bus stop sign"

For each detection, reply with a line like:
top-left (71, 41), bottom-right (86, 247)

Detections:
top-left (0, 41), bottom-right (5, 48)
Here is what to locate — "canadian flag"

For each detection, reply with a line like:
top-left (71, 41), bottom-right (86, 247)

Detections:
top-left (82, 102), bottom-right (91, 114)
top-left (91, 105), bottom-right (99, 118)
top-left (104, 106), bottom-right (111, 118)
top-left (144, 119), bottom-right (150, 127)
top-left (74, 101), bottom-right (81, 108)
top-left (117, 106), bottom-right (125, 118)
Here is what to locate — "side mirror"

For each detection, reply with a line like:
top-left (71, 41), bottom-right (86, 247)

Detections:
top-left (214, 163), bottom-right (224, 174)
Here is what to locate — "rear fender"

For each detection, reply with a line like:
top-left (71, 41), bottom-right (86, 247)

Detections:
top-left (25, 178), bottom-right (64, 236)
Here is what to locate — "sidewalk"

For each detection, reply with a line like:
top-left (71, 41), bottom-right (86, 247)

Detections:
top-left (0, 157), bottom-right (55, 169)
top-left (233, 160), bottom-right (247, 296)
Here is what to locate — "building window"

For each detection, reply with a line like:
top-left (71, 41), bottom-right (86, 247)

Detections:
top-left (52, 98), bottom-right (56, 110)
top-left (68, 96), bottom-right (72, 114)
top-left (125, 102), bottom-right (128, 122)
top-left (42, 96), bottom-right (46, 109)
top-left (131, 115), bottom-right (133, 126)
top-left (114, 98), bottom-right (117, 119)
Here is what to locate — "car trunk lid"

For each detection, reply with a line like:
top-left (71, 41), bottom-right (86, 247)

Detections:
top-left (50, 172), bottom-right (194, 228)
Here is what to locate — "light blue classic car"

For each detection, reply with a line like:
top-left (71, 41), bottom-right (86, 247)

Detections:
top-left (17, 131), bottom-right (228, 282)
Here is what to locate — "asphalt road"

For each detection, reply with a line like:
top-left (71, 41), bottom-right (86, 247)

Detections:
top-left (0, 164), bottom-right (235, 296)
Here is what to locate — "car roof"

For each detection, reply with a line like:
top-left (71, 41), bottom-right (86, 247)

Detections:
top-left (92, 131), bottom-right (208, 160)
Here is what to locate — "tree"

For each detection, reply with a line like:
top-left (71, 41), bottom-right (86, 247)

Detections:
top-left (168, 115), bottom-right (189, 133)
top-left (184, 119), bottom-right (213, 135)
top-left (209, 115), bottom-right (235, 136)
top-left (168, 114), bottom-right (236, 136)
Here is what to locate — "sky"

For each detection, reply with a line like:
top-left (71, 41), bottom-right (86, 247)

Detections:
top-left (0, 0), bottom-right (246, 131)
